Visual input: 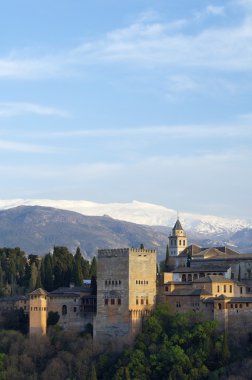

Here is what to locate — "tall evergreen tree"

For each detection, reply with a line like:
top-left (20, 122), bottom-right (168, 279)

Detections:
top-left (43, 254), bottom-right (54, 291)
top-left (73, 247), bottom-right (84, 286)
top-left (89, 257), bottom-right (97, 278)
top-left (29, 263), bottom-right (38, 292)
top-left (165, 244), bottom-right (170, 266)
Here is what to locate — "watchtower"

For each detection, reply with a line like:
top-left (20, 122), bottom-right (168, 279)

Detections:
top-left (29, 288), bottom-right (48, 335)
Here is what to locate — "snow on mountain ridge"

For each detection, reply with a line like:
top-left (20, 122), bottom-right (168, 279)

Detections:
top-left (0, 199), bottom-right (250, 236)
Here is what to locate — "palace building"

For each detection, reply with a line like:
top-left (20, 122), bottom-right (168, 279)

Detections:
top-left (1, 217), bottom-right (252, 345)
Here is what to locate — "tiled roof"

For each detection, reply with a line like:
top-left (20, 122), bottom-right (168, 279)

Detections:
top-left (173, 219), bottom-right (183, 232)
top-left (228, 297), bottom-right (252, 303)
top-left (193, 275), bottom-right (234, 283)
top-left (30, 288), bottom-right (48, 296)
top-left (172, 265), bottom-right (230, 273)
top-left (49, 286), bottom-right (91, 296)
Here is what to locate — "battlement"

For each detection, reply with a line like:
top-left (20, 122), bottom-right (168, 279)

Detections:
top-left (98, 248), bottom-right (156, 258)
top-left (98, 248), bottom-right (129, 258)
top-left (130, 248), bottom-right (156, 254)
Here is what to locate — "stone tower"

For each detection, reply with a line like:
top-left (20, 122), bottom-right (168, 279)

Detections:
top-left (94, 248), bottom-right (156, 348)
top-left (169, 218), bottom-right (187, 256)
top-left (29, 288), bottom-right (48, 336)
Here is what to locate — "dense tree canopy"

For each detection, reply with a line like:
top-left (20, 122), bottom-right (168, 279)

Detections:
top-left (0, 246), bottom-right (95, 296)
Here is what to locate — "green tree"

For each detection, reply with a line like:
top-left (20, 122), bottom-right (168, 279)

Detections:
top-left (47, 311), bottom-right (60, 326)
top-left (43, 254), bottom-right (54, 291)
top-left (89, 257), bottom-right (97, 278)
top-left (29, 262), bottom-right (38, 292)
top-left (53, 247), bottom-right (74, 288)
top-left (165, 244), bottom-right (170, 267)
top-left (73, 247), bottom-right (84, 286)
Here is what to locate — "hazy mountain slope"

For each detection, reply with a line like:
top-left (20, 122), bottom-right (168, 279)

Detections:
top-left (0, 199), bottom-right (250, 237)
top-left (0, 206), bottom-right (168, 258)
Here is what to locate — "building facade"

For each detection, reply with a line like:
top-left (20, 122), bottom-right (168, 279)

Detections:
top-left (94, 248), bottom-right (156, 347)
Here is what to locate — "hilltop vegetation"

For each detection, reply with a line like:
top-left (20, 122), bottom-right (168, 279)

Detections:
top-left (0, 246), bottom-right (96, 296)
top-left (0, 305), bottom-right (251, 380)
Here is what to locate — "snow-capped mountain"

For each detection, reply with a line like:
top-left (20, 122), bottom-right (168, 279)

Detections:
top-left (0, 199), bottom-right (251, 237)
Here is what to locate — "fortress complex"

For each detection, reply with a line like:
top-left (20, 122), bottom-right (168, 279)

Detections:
top-left (94, 248), bottom-right (156, 346)
top-left (1, 218), bottom-right (252, 345)
top-left (160, 219), bottom-right (252, 340)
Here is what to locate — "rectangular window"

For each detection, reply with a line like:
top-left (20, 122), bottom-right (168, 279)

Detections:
top-left (146, 298), bottom-right (148, 305)
top-left (230, 285), bottom-right (232, 293)
top-left (118, 299), bottom-right (121, 305)
top-left (141, 298), bottom-right (144, 305)
top-left (136, 298), bottom-right (138, 305)
top-left (217, 285), bottom-right (220, 292)
top-left (224, 285), bottom-right (226, 293)
top-left (165, 286), bottom-right (168, 291)
top-left (105, 299), bottom-right (108, 305)
top-left (111, 299), bottom-right (115, 305)
top-left (240, 287), bottom-right (243, 294)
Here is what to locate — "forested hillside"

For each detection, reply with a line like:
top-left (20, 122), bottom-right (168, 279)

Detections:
top-left (0, 305), bottom-right (252, 379)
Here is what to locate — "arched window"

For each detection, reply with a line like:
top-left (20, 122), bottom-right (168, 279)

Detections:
top-left (62, 305), bottom-right (67, 315)
top-left (188, 274), bottom-right (192, 282)
top-left (182, 274), bottom-right (186, 282)
top-left (218, 303), bottom-right (222, 310)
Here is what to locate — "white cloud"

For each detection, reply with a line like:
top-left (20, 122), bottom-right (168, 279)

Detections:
top-left (0, 161), bottom-right (122, 180)
top-left (0, 2), bottom-right (251, 80)
top-left (0, 102), bottom-right (69, 118)
top-left (0, 139), bottom-right (55, 153)
top-left (0, 55), bottom-right (64, 79)
top-left (70, 10), bottom-right (252, 71)
top-left (206, 5), bottom-right (225, 16)
top-left (23, 123), bottom-right (252, 140)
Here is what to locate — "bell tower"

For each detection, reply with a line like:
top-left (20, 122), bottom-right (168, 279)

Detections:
top-left (169, 218), bottom-right (187, 256)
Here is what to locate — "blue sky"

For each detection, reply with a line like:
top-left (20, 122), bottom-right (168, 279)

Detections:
top-left (1, 0), bottom-right (252, 218)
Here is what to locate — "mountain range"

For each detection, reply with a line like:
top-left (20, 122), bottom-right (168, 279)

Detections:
top-left (0, 200), bottom-right (251, 257)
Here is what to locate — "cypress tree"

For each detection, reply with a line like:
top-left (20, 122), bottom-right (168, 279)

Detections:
top-left (165, 244), bottom-right (170, 266)
top-left (89, 257), bottom-right (97, 278)
top-left (35, 269), bottom-right (42, 289)
top-left (29, 263), bottom-right (38, 292)
top-left (73, 247), bottom-right (84, 286)
top-left (44, 254), bottom-right (54, 291)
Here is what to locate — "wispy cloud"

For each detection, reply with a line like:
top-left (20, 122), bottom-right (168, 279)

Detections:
top-left (206, 5), bottom-right (225, 16)
top-left (0, 161), bottom-right (122, 180)
top-left (0, 1), bottom-right (251, 80)
top-left (0, 139), bottom-right (55, 153)
top-left (195, 5), bottom-right (225, 19)
top-left (0, 55), bottom-right (64, 79)
top-left (70, 2), bottom-right (252, 71)
top-left (25, 123), bottom-right (252, 140)
top-left (0, 102), bottom-right (69, 118)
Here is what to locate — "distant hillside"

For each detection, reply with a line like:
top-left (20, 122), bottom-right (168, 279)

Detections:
top-left (0, 205), bottom-right (251, 259)
top-left (0, 206), bottom-right (169, 259)
top-left (0, 199), bottom-right (251, 237)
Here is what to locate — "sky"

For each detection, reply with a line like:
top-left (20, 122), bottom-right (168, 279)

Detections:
top-left (1, 0), bottom-right (252, 218)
